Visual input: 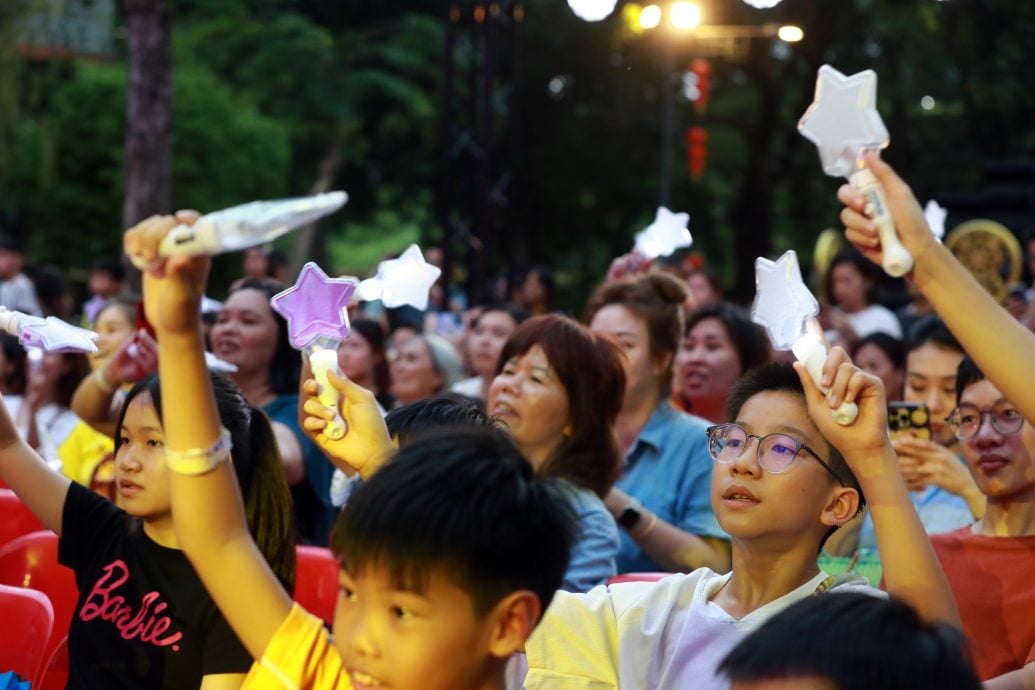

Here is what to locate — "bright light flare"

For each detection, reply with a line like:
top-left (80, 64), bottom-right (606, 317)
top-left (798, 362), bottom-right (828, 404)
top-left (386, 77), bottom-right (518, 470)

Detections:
top-left (567, 0), bottom-right (619, 22)
top-left (639, 4), bottom-right (662, 29)
top-left (777, 25), bottom-right (804, 42)
top-left (670, 2), bottom-right (701, 30)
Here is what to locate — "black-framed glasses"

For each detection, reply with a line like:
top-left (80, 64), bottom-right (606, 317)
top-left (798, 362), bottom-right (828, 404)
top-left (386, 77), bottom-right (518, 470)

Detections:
top-left (947, 404), bottom-right (1024, 439)
top-left (706, 423), bottom-right (845, 486)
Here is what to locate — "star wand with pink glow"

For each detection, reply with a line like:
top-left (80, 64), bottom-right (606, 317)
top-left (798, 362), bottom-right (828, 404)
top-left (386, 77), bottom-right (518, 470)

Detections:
top-left (270, 263), bottom-right (359, 441)
top-left (798, 65), bottom-right (913, 278)
top-left (751, 250), bottom-right (858, 426)
top-left (0, 307), bottom-right (98, 353)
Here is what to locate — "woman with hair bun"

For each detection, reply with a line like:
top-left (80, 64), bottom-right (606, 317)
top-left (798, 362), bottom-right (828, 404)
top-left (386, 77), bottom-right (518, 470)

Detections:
top-left (587, 273), bottom-right (730, 574)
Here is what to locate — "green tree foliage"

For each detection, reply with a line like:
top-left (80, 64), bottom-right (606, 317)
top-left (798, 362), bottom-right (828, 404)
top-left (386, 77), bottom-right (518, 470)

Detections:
top-left (3, 0), bottom-right (1035, 307)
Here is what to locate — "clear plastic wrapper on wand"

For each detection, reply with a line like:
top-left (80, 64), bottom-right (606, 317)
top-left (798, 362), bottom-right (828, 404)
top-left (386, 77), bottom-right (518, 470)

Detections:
top-left (269, 262), bottom-right (358, 442)
top-left (131, 191), bottom-right (348, 270)
top-left (304, 335), bottom-right (347, 441)
top-left (798, 65), bottom-right (912, 278)
top-left (750, 250), bottom-right (858, 426)
top-left (0, 307), bottom-right (98, 353)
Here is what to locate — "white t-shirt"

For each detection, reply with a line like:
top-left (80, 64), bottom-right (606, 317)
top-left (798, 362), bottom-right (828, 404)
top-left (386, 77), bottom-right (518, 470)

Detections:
top-left (511, 568), bottom-right (878, 690)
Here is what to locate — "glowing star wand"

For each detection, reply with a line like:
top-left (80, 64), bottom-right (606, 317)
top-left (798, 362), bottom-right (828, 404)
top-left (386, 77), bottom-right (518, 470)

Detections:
top-left (0, 307), bottom-right (98, 353)
top-left (633, 207), bottom-right (693, 261)
top-left (270, 262), bottom-right (359, 441)
top-left (130, 191), bottom-right (348, 270)
top-left (750, 251), bottom-right (859, 426)
top-left (798, 65), bottom-right (912, 278)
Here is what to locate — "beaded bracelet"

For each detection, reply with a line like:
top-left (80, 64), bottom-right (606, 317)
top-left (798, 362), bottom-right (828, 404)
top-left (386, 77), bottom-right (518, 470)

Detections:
top-left (166, 427), bottom-right (233, 476)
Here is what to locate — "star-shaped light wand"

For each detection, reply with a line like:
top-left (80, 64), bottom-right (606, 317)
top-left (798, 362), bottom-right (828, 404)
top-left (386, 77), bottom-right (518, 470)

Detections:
top-left (750, 250), bottom-right (858, 425)
top-left (356, 244), bottom-right (441, 310)
top-left (270, 262), bottom-right (359, 440)
top-left (0, 307), bottom-right (98, 353)
top-left (634, 207), bottom-right (693, 261)
top-left (799, 65), bottom-right (912, 278)
top-left (129, 191), bottom-right (348, 270)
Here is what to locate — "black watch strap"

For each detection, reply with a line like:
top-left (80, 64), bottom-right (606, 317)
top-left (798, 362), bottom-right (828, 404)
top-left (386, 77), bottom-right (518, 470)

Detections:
top-left (618, 500), bottom-right (643, 530)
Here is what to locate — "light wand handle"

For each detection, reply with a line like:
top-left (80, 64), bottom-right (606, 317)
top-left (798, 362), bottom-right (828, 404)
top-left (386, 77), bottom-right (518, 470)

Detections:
top-left (849, 167), bottom-right (913, 278)
top-left (308, 348), bottom-right (347, 441)
top-left (792, 334), bottom-right (859, 426)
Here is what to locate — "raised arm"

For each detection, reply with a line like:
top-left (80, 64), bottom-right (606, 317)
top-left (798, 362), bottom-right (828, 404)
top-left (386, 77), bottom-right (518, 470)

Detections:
top-left (839, 154), bottom-right (1035, 423)
top-left (0, 391), bottom-right (70, 534)
top-left (125, 213), bottom-right (292, 661)
top-left (71, 330), bottom-right (157, 438)
top-left (795, 347), bottom-right (959, 627)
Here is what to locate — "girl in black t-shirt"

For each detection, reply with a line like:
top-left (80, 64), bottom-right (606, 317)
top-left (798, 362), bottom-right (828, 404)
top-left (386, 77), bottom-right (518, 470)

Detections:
top-left (0, 321), bottom-right (296, 689)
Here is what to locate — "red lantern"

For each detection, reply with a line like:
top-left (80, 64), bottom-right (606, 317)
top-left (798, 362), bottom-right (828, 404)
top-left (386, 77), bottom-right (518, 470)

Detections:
top-left (690, 58), bottom-right (711, 110)
top-left (686, 126), bottom-right (708, 179)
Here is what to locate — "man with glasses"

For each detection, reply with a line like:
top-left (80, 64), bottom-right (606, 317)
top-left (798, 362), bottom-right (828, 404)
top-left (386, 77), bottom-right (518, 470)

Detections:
top-left (930, 357), bottom-right (1035, 686)
top-left (513, 355), bottom-right (958, 690)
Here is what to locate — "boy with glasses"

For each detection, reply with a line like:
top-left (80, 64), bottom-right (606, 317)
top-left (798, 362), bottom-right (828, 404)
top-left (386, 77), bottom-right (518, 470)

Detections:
top-left (930, 356), bottom-right (1035, 685)
top-left (511, 356), bottom-right (958, 690)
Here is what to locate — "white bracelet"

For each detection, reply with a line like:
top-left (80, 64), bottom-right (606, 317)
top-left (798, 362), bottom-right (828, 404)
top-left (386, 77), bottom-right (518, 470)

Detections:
top-left (165, 427), bottom-right (233, 475)
top-left (94, 369), bottom-right (116, 394)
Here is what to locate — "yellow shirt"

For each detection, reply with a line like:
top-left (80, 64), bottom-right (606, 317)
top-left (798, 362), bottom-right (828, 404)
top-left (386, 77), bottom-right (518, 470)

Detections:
top-left (242, 603), bottom-right (352, 690)
top-left (58, 421), bottom-right (114, 486)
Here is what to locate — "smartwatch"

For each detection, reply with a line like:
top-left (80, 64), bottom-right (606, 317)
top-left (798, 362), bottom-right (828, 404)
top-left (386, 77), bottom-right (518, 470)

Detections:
top-left (617, 499), bottom-right (643, 531)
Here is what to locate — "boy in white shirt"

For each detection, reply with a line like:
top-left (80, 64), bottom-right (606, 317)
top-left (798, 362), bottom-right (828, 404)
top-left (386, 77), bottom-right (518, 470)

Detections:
top-left (511, 356), bottom-right (958, 690)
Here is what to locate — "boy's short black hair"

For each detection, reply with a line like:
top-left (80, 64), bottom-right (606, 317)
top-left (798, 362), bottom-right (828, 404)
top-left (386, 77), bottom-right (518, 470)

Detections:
top-left (726, 362), bottom-right (863, 506)
top-left (719, 593), bottom-right (981, 690)
top-left (384, 393), bottom-right (491, 446)
top-left (907, 315), bottom-right (962, 355)
top-left (332, 427), bottom-right (574, 617)
top-left (956, 357), bottom-right (986, 406)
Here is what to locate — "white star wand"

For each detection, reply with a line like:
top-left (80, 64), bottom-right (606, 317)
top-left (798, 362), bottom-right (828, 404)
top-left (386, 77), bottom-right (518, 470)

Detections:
top-left (799, 65), bottom-right (912, 278)
top-left (0, 307), bottom-right (98, 353)
top-left (751, 251), bottom-right (858, 425)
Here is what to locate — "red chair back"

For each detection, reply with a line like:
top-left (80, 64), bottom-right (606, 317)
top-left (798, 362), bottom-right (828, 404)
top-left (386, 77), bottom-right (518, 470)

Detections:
top-left (0, 489), bottom-right (45, 548)
top-left (294, 545), bottom-right (339, 624)
top-left (0, 583), bottom-right (54, 683)
top-left (36, 636), bottom-right (69, 690)
top-left (0, 530), bottom-right (78, 660)
top-left (606, 572), bottom-right (673, 586)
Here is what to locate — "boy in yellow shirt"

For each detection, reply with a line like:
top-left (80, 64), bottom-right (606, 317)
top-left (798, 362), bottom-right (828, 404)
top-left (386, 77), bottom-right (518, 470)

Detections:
top-left (125, 213), bottom-right (574, 690)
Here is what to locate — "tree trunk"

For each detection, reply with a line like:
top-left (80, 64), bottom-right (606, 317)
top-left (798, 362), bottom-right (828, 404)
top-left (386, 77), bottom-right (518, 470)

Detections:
top-left (121, 0), bottom-right (172, 290)
top-left (286, 123), bottom-right (347, 277)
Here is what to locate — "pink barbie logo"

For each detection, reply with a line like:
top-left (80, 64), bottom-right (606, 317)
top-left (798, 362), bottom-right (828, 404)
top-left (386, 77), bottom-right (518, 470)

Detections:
top-left (79, 559), bottom-right (184, 651)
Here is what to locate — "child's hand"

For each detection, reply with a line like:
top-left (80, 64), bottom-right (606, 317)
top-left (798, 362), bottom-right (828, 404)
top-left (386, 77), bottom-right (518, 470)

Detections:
top-left (123, 211), bottom-right (210, 337)
top-left (103, 329), bottom-right (158, 387)
top-left (301, 369), bottom-right (394, 480)
top-left (837, 153), bottom-right (939, 270)
top-left (794, 346), bottom-right (892, 476)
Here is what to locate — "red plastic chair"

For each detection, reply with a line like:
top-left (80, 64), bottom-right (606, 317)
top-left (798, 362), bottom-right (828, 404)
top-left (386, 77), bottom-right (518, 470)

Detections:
top-left (0, 530), bottom-right (78, 660)
top-left (0, 583), bottom-right (54, 684)
top-left (36, 636), bottom-right (69, 690)
top-left (606, 572), bottom-right (673, 586)
top-left (294, 545), bottom-right (339, 624)
top-left (0, 489), bottom-right (45, 548)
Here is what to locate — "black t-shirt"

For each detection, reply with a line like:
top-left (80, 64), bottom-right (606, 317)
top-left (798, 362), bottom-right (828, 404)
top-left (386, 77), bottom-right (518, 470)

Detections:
top-left (59, 482), bottom-right (252, 689)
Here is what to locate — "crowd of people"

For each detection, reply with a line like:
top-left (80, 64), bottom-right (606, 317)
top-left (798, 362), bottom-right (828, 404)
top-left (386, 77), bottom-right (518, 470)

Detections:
top-left (0, 156), bottom-right (1033, 689)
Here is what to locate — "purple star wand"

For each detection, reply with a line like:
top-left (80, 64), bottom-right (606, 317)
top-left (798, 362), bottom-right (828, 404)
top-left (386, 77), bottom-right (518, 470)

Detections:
top-left (270, 262), bottom-right (358, 440)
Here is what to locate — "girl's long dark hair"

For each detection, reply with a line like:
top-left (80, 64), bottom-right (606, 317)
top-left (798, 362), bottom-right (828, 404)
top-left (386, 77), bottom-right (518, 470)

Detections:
top-left (116, 372), bottom-right (297, 591)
